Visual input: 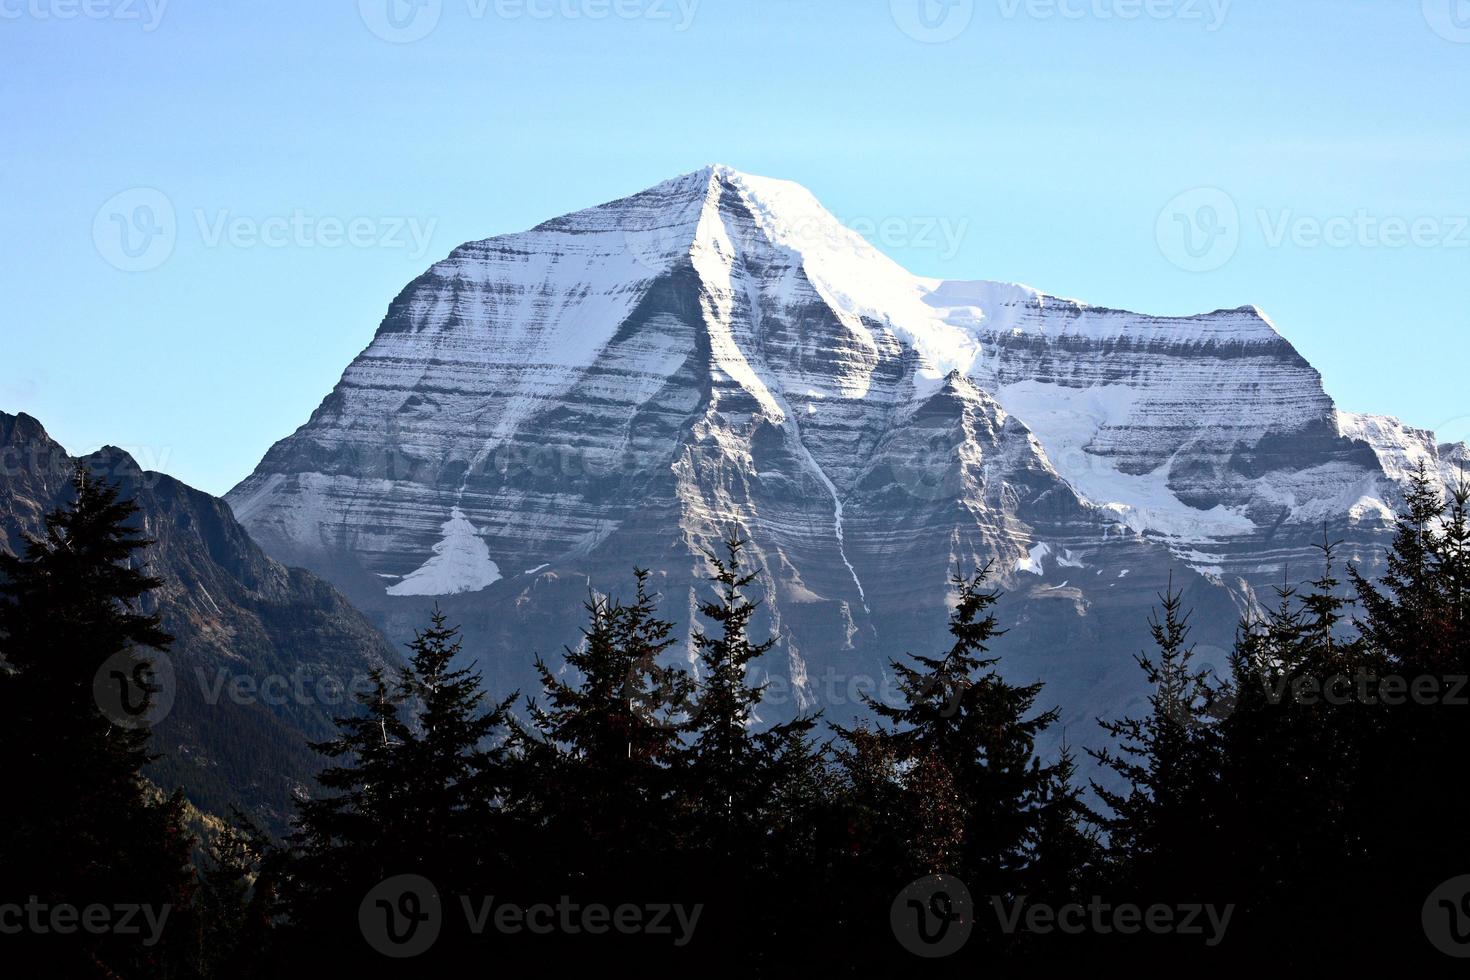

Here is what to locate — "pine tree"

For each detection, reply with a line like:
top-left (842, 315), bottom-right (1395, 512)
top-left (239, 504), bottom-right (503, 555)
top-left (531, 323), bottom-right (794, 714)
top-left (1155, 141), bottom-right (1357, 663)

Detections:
top-left (677, 535), bottom-right (821, 967)
top-left (825, 722), bottom-right (916, 967)
top-left (1089, 576), bottom-right (1223, 901)
top-left (1025, 740), bottom-right (1102, 907)
top-left (617, 569), bottom-right (694, 769)
top-left (830, 722), bottom-right (910, 878)
top-left (295, 614), bottom-right (507, 871)
top-left (682, 535), bottom-right (812, 848)
top-left (281, 608), bottom-right (515, 964)
top-left (1209, 530), bottom-right (1436, 962)
top-left (855, 564), bottom-right (1058, 896)
top-left (521, 572), bottom-right (691, 869)
top-left (1348, 462), bottom-right (1449, 671)
top-left (1436, 472), bottom-right (1470, 670)
top-left (395, 607), bottom-right (516, 891)
top-left (285, 667), bottom-right (413, 931)
top-left (0, 464), bottom-right (193, 975)
top-left (1016, 740), bottom-right (1104, 964)
top-left (1339, 466), bottom-right (1470, 962)
top-left (760, 723), bottom-right (834, 872)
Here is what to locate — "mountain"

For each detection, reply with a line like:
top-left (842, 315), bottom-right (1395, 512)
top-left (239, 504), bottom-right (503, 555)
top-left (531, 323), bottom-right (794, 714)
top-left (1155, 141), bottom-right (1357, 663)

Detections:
top-left (0, 411), bottom-right (400, 834)
top-left (224, 165), bottom-right (1468, 743)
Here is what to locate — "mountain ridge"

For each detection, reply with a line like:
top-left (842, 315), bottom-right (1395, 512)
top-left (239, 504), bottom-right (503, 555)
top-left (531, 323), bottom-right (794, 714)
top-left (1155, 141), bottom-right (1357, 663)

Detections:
top-left (0, 410), bottom-right (401, 834)
top-left (221, 165), bottom-right (1464, 742)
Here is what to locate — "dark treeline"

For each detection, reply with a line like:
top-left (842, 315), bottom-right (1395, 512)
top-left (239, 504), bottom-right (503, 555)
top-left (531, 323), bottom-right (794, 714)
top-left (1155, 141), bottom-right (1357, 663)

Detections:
top-left (2, 463), bottom-right (1467, 975)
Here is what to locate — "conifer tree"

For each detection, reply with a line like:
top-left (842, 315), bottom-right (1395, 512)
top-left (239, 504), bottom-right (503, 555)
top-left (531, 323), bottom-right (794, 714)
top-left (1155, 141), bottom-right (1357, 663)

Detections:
top-left (1010, 741), bottom-right (1104, 964)
top-left (682, 535), bottom-right (811, 846)
top-left (1211, 532), bottom-right (1427, 961)
top-left (678, 535), bottom-right (820, 964)
top-left (1340, 467), bottom-right (1470, 960)
top-left (1089, 577), bottom-right (1223, 900)
top-left (855, 564), bottom-right (1057, 895)
top-left (0, 465), bottom-right (193, 975)
top-left (1025, 741), bottom-right (1102, 907)
top-left (277, 609), bottom-right (517, 968)
top-left (1436, 473), bottom-right (1470, 669)
top-left (522, 572), bottom-right (691, 867)
top-left (1348, 462), bottom-right (1449, 671)
top-left (617, 569), bottom-right (694, 768)
top-left (830, 722), bottom-right (910, 880)
top-left (395, 607), bottom-right (516, 890)
top-left (285, 667), bottom-right (413, 930)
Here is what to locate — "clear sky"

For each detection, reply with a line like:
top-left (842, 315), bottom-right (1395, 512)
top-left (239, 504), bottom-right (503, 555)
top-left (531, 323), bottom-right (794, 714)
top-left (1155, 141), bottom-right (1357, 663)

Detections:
top-left (2, 0), bottom-right (1468, 495)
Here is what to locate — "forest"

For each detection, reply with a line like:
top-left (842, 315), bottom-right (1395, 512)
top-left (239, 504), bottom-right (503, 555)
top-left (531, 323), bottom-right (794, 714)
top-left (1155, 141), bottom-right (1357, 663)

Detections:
top-left (2, 463), bottom-right (1467, 975)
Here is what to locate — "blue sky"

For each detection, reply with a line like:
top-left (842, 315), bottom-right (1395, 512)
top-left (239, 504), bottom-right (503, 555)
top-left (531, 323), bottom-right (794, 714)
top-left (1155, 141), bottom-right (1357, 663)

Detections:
top-left (2, 0), bottom-right (1468, 495)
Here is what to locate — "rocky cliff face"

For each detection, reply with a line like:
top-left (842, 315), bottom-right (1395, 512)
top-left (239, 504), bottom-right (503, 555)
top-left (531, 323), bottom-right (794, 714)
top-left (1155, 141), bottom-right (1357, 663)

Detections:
top-left (224, 166), bottom-right (1464, 741)
top-left (0, 412), bottom-right (399, 833)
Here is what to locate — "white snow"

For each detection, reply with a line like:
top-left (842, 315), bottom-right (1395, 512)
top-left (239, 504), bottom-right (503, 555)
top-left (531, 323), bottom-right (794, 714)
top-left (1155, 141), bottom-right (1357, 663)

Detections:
top-left (716, 167), bottom-right (982, 393)
top-left (229, 163), bottom-right (1468, 598)
top-left (1348, 496), bottom-right (1395, 523)
top-left (996, 380), bottom-right (1256, 544)
top-left (386, 508), bottom-right (502, 596)
top-left (1335, 410), bottom-right (1440, 484)
top-left (924, 280), bottom-right (1283, 345)
top-left (1017, 542), bottom-right (1051, 575)
top-left (684, 168), bottom-right (875, 613)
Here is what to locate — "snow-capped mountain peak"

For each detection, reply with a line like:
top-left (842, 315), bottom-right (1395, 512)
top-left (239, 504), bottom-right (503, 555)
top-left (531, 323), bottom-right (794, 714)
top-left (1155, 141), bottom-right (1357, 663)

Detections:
top-left (225, 167), bottom-right (1464, 740)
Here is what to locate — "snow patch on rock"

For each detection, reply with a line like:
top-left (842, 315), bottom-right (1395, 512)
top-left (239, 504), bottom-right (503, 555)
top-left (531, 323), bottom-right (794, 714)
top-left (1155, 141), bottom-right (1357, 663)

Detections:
top-left (1017, 542), bottom-right (1051, 575)
top-left (386, 508), bottom-right (501, 596)
top-left (996, 380), bottom-right (1256, 547)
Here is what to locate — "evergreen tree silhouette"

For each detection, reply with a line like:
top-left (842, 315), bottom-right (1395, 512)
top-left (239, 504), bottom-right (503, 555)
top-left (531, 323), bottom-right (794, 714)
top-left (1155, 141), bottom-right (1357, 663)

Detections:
top-left (679, 535), bottom-right (819, 962)
top-left (1026, 740), bottom-right (1102, 906)
top-left (1350, 462), bottom-right (1463, 671)
top-left (281, 607), bottom-right (513, 964)
top-left (521, 571), bottom-right (691, 881)
top-left (283, 667), bottom-right (412, 938)
top-left (1341, 467), bottom-right (1470, 964)
top-left (858, 564), bottom-right (1058, 898)
top-left (395, 607), bottom-right (516, 893)
top-left (682, 536), bottom-right (813, 849)
top-left (1090, 575), bottom-right (1224, 900)
top-left (0, 464), bottom-right (193, 975)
